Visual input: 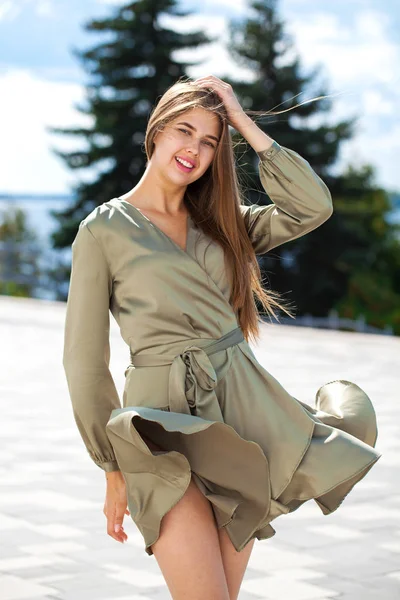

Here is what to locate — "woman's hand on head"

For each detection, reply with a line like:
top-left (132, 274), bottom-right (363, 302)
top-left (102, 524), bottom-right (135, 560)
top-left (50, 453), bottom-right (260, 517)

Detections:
top-left (104, 471), bottom-right (130, 544)
top-left (193, 74), bottom-right (249, 131)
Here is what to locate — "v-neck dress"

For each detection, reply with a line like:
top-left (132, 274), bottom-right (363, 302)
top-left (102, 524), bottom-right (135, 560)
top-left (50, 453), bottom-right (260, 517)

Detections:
top-left (62, 140), bottom-right (382, 557)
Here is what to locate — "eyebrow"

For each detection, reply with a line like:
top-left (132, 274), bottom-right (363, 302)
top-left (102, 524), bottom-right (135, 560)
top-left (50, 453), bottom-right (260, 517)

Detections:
top-left (177, 121), bottom-right (220, 143)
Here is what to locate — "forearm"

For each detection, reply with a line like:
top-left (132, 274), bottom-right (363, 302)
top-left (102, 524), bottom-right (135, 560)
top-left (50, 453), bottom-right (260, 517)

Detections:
top-left (106, 470), bottom-right (125, 482)
top-left (234, 114), bottom-right (275, 154)
top-left (63, 220), bottom-right (121, 473)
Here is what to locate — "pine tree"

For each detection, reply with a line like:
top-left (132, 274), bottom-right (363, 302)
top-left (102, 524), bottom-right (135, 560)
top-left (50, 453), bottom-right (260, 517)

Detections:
top-left (49, 0), bottom-right (213, 251)
top-left (224, 0), bottom-right (400, 333)
top-left (226, 0), bottom-right (353, 180)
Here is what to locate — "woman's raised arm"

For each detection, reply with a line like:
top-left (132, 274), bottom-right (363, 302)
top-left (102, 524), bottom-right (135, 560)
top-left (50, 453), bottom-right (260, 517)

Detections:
top-left (240, 141), bottom-right (333, 255)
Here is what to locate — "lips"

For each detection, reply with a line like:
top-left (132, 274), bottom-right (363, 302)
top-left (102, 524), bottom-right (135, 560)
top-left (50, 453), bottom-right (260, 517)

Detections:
top-left (175, 155), bottom-right (196, 168)
top-left (175, 156), bottom-right (195, 173)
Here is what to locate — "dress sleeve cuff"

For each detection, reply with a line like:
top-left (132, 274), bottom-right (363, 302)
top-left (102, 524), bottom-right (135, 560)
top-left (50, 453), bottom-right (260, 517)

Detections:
top-left (99, 459), bottom-right (121, 472)
top-left (257, 140), bottom-right (282, 161)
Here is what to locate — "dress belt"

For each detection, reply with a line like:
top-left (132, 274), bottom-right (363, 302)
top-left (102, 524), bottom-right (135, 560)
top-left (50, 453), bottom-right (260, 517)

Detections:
top-left (129, 326), bottom-right (244, 421)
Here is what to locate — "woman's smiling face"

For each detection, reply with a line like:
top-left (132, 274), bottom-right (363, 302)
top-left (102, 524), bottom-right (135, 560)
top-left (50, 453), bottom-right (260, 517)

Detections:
top-left (152, 107), bottom-right (221, 185)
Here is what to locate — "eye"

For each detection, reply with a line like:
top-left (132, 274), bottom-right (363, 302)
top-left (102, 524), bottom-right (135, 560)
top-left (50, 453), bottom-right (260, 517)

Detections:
top-left (178, 127), bottom-right (216, 149)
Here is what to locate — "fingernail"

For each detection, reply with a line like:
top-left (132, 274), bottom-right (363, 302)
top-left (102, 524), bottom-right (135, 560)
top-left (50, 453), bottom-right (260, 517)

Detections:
top-left (114, 524), bottom-right (120, 533)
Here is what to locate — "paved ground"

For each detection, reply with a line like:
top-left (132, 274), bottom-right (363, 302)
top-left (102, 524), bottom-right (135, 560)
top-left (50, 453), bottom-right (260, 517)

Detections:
top-left (0, 295), bottom-right (399, 600)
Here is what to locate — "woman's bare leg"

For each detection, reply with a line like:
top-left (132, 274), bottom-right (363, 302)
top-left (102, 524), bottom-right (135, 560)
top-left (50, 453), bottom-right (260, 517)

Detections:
top-left (150, 474), bottom-right (230, 599)
top-left (218, 526), bottom-right (255, 600)
top-left (140, 433), bottom-right (230, 599)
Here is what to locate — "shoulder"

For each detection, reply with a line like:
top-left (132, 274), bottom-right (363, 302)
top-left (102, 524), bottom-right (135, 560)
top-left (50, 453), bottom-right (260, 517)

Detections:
top-left (75, 198), bottom-right (130, 248)
top-left (79, 198), bottom-right (119, 235)
top-left (72, 199), bottom-right (123, 256)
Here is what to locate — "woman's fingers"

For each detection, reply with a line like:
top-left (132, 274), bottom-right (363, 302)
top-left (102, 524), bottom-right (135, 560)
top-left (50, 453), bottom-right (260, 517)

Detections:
top-left (194, 74), bottom-right (229, 86)
top-left (104, 477), bottom-right (130, 543)
top-left (193, 75), bottom-right (246, 129)
top-left (114, 502), bottom-right (127, 535)
top-left (106, 502), bottom-right (129, 543)
top-left (107, 513), bottom-right (127, 543)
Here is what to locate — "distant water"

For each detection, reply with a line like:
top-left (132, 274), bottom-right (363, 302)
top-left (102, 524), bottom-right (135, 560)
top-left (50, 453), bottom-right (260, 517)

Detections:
top-left (1, 193), bottom-right (399, 301)
top-left (0, 194), bottom-right (72, 250)
top-left (0, 195), bottom-right (73, 300)
top-left (4, 192), bottom-right (399, 241)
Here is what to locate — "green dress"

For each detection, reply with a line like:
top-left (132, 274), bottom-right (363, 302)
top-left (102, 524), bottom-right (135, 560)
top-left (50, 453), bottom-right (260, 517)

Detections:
top-left (63, 140), bottom-right (382, 556)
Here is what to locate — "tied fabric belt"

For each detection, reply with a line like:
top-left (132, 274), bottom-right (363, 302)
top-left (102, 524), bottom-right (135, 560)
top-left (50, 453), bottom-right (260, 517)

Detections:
top-left (129, 326), bottom-right (244, 422)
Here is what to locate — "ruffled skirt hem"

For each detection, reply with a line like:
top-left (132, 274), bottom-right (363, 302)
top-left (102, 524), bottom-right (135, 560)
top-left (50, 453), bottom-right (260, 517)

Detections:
top-left (106, 395), bottom-right (382, 557)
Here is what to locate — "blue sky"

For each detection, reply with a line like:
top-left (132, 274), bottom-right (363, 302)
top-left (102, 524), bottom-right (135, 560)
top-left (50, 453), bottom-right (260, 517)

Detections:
top-left (1, 0), bottom-right (399, 194)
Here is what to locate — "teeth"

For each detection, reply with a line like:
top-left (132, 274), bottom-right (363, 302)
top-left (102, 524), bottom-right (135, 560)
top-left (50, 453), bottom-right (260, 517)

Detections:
top-left (176, 157), bottom-right (194, 168)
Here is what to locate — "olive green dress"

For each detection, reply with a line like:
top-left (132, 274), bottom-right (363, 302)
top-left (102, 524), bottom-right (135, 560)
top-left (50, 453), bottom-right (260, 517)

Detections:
top-left (63, 140), bottom-right (382, 557)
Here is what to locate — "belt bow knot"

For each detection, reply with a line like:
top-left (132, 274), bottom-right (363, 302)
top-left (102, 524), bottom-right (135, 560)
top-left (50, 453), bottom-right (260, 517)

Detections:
top-left (128, 327), bottom-right (244, 423)
top-left (169, 345), bottom-right (222, 420)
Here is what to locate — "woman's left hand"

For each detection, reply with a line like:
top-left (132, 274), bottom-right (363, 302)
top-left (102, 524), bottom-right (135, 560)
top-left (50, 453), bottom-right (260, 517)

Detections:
top-left (193, 75), bottom-right (249, 131)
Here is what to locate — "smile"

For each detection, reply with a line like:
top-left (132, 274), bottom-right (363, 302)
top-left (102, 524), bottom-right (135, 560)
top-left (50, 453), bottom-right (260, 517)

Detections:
top-left (175, 156), bottom-right (195, 172)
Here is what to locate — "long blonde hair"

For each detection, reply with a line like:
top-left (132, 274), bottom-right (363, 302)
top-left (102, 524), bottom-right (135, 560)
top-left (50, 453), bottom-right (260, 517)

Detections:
top-left (144, 77), bottom-right (327, 343)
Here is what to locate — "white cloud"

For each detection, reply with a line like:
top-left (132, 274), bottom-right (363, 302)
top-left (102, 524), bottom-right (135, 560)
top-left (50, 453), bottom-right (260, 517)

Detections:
top-left (160, 13), bottom-right (254, 81)
top-left (0, 0), bottom-right (56, 20)
top-left (98, 0), bottom-right (247, 9)
top-left (0, 0), bottom-right (21, 21)
top-left (282, 8), bottom-right (400, 189)
top-left (36, 0), bottom-right (54, 17)
top-left (0, 68), bottom-right (90, 194)
top-left (95, 0), bottom-right (126, 4)
top-left (339, 123), bottom-right (400, 191)
top-left (285, 10), bottom-right (399, 99)
top-left (362, 90), bottom-right (394, 117)
top-left (195, 0), bottom-right (247, 12)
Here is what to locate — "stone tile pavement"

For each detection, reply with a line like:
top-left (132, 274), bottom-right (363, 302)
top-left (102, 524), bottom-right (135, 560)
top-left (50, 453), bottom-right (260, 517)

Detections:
top-left (0, 295), bottom-right (399, 600)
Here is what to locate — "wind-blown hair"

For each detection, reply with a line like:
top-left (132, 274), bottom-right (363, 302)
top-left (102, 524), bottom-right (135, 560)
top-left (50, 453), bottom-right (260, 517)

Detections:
top-left (144, 77), bottom-right (297, 344)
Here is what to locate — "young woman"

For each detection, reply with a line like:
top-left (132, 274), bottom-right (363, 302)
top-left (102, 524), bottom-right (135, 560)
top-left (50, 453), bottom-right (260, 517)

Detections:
top-left (63, 75), bottom-right (382, 600)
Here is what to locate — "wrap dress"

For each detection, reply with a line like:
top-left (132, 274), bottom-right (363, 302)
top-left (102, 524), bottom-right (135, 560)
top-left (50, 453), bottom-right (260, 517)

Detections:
top-left (62, 140), bottom-right (382, 557)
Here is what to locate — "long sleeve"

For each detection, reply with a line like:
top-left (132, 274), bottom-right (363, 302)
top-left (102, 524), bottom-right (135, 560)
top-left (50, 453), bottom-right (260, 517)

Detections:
top-left (240, 140), bottom-right (333, 255)
top-left (62, 220), bottom-right (121, 472)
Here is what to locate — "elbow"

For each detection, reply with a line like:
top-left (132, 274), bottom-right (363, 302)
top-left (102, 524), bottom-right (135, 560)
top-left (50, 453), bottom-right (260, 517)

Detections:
top-left (312, 191), bottom-right (333, 226)
top-left (320, 201), bottom-right (333, 222)
top-left (319, 181), bottom-right (333, 220)
top-left (62, 350), bottom-right (81, 385)
top-left (62, 349), bottom-right (72, 373)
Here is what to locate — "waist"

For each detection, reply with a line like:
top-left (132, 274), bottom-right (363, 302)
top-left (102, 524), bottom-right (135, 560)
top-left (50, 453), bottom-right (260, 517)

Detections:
top-left (130, 326), bottom-right (244, 368)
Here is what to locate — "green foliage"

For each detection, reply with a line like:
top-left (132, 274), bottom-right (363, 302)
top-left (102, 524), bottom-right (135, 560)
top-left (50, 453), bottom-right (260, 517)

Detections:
top-left (335, 270), bottom-right (400, 335)
top-left (224, 0), bottom-right (399, 335)
top-left (0, 206), bottom-right (42, 297)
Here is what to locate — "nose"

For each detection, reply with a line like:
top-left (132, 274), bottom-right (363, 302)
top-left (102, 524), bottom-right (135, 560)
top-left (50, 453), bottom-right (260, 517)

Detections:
top-left (186, 139), bottom-right (200, 155)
